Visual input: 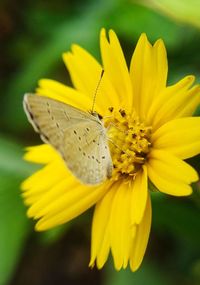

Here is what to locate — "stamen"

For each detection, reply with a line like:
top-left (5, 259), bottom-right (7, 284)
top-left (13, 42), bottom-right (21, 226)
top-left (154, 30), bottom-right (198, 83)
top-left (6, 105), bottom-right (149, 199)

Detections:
top-left (104, 108), bottom-right (152, 182)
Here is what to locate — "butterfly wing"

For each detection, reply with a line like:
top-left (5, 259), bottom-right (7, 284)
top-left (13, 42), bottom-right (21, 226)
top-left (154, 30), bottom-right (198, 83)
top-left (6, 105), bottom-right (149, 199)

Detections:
top-left (62, 120), bottom-right (113, 184)
top-left (23, 94), bottom-right (113, 185)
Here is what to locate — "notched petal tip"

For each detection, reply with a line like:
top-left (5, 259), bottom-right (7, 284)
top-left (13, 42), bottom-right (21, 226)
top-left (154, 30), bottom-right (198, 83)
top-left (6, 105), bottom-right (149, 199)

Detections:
top-left (138, 33), bottom-right (151, 46)
top-left (154, 38), bottom-right (165, 47)
top-left (62, 51), bottom-right (72, 60)
top-left (37, 78), bottom-right (48, 87)
top-left (100, 27), bottom-right (106, 38)
top-left (27, 206), bottom-right (35, 218)
top-left (71, 44), bottom-right (82, 53)
top-left (20, 181), bottom-right (27, 191)
top-left (186, 75), bottom-right (195, 84)
top-left (35, 221), bottom-right (46, 232)
top-left (108, 29), bottom-right (118, 41)
top-left (153, 38), bottom-right (167, 54)
top-left (62, 51), bottom-right (74, 67)
top-left (88, 259), bottom-right (95, 269)
top-left (190, 168), bottom-right (199, 183)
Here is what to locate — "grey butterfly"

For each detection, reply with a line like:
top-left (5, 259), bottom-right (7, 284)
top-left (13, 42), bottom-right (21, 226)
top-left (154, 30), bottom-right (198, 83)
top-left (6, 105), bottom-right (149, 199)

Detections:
top-left (23, 94), bottom-right (113, 185)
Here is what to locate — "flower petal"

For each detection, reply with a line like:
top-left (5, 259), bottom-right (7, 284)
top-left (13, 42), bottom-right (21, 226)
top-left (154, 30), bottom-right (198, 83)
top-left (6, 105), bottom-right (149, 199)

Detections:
top-left (110, 183), bottom-right (133, 270)
top-left (130, 34), bottom-right (167, 119)
top-left (152, 117), bottom-right (200, 159)
top-left (23, 144), bottom-right (59, 164)
top-left (131, 165), bottom-right (148, 224)
top-left (147, 150), bottom-right (198, 196)
top-left (36, 79), bottom-right (93, 111)
top-left (149, 76), bottom-right (200, 128)
top-left (177, 85), bottom-right (200, 117)
top-left (63, 44), bottom-right (118, 113)
top-left (100, 29), bottom-right (132, 111)
top-left (149, 149), bottom-right (198, 183)
top-left (35, 181), bottom-right (110, 231)
top-left (89, 183), bottom-right (117, 269)
top-left (21, 159), bottom-right (67, 199)
top-left (26, 175), bottom-right (76, 218)
top-left (146, 75), bottom-right (195, 126)
top-left (130, 192), bottom-right (151, 271)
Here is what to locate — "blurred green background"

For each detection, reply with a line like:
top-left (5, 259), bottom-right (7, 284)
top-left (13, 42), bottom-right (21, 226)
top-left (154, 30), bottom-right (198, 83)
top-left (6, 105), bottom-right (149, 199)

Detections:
top-left (1, 0), bottom-right (200, 284)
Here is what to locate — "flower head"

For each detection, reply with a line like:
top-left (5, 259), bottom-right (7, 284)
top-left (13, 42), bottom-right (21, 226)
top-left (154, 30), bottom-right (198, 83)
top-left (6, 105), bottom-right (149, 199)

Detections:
top-left (22, 29), bottom-right (200, 271)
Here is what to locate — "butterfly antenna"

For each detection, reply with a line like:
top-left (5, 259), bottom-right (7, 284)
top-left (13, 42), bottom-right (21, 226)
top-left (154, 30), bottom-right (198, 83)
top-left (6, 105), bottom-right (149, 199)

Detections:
top-left (91, 69), bottom-right (104, 113)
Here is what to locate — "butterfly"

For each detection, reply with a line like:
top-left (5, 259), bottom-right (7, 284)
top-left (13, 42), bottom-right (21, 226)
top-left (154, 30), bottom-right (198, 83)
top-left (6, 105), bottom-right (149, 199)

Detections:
top-left (23, 94), bottom-right (113, 185)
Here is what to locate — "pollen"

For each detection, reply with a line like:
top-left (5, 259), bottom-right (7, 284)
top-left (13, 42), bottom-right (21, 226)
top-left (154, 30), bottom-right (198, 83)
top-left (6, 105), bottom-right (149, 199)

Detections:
top-left (104, 108), bottom-right (152, 181)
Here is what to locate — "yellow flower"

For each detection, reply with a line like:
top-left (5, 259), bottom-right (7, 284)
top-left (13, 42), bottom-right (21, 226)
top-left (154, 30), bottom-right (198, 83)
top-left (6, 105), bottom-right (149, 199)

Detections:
top-left (22, 29), bottom-right (200, 271)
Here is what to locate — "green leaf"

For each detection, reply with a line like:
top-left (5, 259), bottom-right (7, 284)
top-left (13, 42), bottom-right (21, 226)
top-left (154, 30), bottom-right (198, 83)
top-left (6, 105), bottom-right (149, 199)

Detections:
top-left (0, 175), bottom-right (30, 285)
top-left (0, 136), bottom-right (34, 285)
top-left (0, 136), bottom-right (38, 177)
top-left (4, 0), bottom-right (189, 132)
top-left (108, 2), bottom-right (184, 49)
top-left (139, 0), bottom-right (200, 29)
top-left (152, 193), bottom-right (200, 246)
top-left (4, 0), bottom-right (119, 131)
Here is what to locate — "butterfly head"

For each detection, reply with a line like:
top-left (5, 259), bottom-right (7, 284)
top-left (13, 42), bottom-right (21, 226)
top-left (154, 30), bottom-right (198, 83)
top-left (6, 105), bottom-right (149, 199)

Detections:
top-left (90, 110), bottom-right (103, 121)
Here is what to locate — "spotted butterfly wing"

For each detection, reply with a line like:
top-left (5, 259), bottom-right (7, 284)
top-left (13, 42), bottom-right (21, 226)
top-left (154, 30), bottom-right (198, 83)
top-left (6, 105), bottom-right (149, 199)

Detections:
top-left (23, 94), bottom-right (113, 185)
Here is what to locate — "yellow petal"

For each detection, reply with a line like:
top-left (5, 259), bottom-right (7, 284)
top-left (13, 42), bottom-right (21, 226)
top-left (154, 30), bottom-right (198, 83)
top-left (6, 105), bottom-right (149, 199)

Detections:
top-left (27, 175), bottom-right (76, 218)
top-left (23, 144), bottom-right (59, 164)
top-left (147, 165), bottom-right (193, 196)
top-left (35, 182), bottom-right (110, 231)
top-left (90, 183), bottom-right (117, 269)
top-left (177, 85), bottom-right (200, 117)
top-left (148, 149), bottom-right (198, 184)
top-left (130, 34), bottom-right (167, 119)
top-left (37, 79), bottom-right (93, 111)
top-left (147, 75), bottom-right (195, 126)
top-left (21, 159), bottom-right (67, 195)
top-left (147, 150), bottom-right (197, 196)
top-left (110, 182), bottom-right (133, 270)
top-left (130, 192), bottom-right (151, 271)
top-left (131, 166), bottom-right (148, 224)
top-left (63, 45), bottom-right (118, 113)
top-left (100, 29), bottom-right (132, 111)
top-left (150, 77), bottom-right (200, 128)
top-left (152, 117), bottom-right (200, 159)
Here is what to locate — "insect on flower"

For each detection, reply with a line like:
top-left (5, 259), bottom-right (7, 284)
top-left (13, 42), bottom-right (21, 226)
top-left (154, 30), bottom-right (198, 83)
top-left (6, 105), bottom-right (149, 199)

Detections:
top-left (22, 29), bottom-right (200, 271)
top-left (23, 70), bottom-right (113, 185)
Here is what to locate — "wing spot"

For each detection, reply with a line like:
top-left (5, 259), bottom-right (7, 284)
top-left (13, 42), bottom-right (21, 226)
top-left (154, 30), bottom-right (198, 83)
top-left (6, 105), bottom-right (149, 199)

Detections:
top-left (92, 156), bottom-right (94, 159)
top-left (47, 109), bottom-right (50, 114)
top-left (78, 136), bottom-right (81, 140)
top-left (64, 111), bottom-right (70, 119)
top-left (51, 116), bottom-right (54, 120)
top-left (88, 155), bottom-right (90, 159)
top-left (96, 159), bottom-right (100, 164)
top-left (34, 122), bottom-right (41, 132)
top-left (105, 146), bottom-right (107, 149)
top-left (86, 128), bottom-right (90, 132)
top-left (83, 152), bottom-right (86, 156)
top-left (93, 139), bottom-right (96, 143)
top-left (102, 156), bottom-right (105, 159)
top-left (42, 134), bottom-right (49, 141)
top-left (29, 111), bottom-right (34, 120)
top-left (46, 102), bottom-right (50, 107)
top-left (79, 147), bottom-right (81, 151)
top-left (56, 122), bottom-right (60, 129)
top-left (74, 130), bottom-right (77, 135)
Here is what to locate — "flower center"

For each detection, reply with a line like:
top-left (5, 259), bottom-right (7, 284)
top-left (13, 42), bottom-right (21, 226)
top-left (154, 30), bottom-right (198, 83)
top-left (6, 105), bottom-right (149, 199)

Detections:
top-left (104, 108), bottom-right (152, 181)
